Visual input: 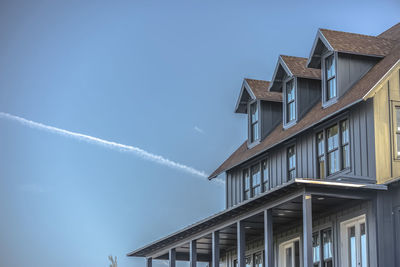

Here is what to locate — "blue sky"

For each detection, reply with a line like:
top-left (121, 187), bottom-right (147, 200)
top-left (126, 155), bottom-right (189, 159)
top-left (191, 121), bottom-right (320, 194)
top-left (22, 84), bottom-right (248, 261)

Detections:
top-left (0, 1), bottom-right (398, 267)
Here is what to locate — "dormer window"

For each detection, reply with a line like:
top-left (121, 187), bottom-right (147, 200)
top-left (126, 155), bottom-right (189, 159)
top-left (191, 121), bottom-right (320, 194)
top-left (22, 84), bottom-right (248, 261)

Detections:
top-left (325, 55), bottom-right (337, 101)
top-left (286, 79), bottom-right (296, 123)
top-left (250, 102), bottom-right (259, 142)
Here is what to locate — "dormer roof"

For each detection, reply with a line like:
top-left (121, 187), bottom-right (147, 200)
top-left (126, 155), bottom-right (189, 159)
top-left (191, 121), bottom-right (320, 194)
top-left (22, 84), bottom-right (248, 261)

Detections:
top-left (210, 23), bottom-right (400, 179)
top-left (307, 28), bottom-right (395, 68)
top-left (270, 55), bottom-right (321, 91)
top-left (235, 79), bottom-right (282, 113)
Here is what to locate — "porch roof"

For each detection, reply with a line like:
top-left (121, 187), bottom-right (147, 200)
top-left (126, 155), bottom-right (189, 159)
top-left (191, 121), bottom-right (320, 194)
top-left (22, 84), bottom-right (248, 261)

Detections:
top-left (127, 179), bottom-right (386, 259)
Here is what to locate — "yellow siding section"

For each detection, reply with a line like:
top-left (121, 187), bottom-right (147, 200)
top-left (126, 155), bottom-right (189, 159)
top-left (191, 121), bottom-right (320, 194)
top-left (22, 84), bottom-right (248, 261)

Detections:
top-left (373, 67), bottom-right (400, 183)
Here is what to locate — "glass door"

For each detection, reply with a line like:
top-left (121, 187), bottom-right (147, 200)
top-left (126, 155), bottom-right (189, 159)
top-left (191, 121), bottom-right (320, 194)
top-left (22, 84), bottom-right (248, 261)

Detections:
top-left (340, 215), bottom-right (367, 267)
top-left (279, 238), bottom-right (300, 267)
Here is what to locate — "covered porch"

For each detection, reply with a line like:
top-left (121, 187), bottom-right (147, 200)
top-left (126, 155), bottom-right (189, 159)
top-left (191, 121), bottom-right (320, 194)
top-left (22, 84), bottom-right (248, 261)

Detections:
top-left (128, 179), bottom-right (386, 267)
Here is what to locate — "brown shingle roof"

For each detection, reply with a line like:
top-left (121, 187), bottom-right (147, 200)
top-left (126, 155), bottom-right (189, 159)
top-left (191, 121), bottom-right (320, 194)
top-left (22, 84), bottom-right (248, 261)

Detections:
top-left (378, 23), bottom-right (400, 40)
top-left (320, 28), bottom-right (394, 57)
top-left (209, 43), bottom-right (400, 179)
top-left (245, 79), bottom-right (282, 102)
top-left (280, 55), bottom-right (321, 79)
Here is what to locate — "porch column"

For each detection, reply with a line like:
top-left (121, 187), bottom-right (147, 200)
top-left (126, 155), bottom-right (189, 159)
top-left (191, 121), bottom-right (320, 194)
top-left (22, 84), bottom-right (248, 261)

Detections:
top-left (237, 221), bottom-right (245, 267)
top-left (190, 240), bottom-right (197, 267)
top-left (212, 231), bottom-right (220, 267)
top-left (169, 248), bottom-right (176, 267)
top-left (264, 209), bottom-right (273, 267)
top-left (303, 193), bottom-right (312, 267)
top-left (146, 258), bottom-right (152, 267)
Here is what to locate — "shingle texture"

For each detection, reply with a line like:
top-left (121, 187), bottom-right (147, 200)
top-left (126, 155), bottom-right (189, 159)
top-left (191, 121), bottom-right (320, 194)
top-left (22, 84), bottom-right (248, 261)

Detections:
top-left (209, 24), bottom-right (400, 179)
top-left (320, 28), bottom-right (394, 57)
top-left (245, 79), bottom-right (282, 102)
top-left (280, 55), bottom-right (321, 79)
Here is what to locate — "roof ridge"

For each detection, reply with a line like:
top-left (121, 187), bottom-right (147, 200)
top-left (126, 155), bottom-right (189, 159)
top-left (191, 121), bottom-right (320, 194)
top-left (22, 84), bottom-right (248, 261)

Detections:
top-left (244, 78), bottom-right (270, 82)
top-left (319, 28), bottom-right (386, 39)
top-left (280, 55), bottom-right (307, 59)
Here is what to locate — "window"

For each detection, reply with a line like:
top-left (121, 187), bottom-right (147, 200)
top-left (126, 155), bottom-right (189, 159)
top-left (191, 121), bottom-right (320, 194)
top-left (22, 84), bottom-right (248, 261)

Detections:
top-left (317, 132), bottom-right (325, 179)
top-left (279, 237), bottom-right (300, 267)
top-left (317, 119), bottom-right (350, 177)
top-left (341, 120), bottom-right (350, 168)
top-left (262, 159), bottom-right (270, 192)
top-left (286, 79), bottom-right (296, 123)
top-left (243, 169), bottom-right (250, 200)
top-left (250, 102), bottom-right (259, 142)
top-left (325, 55), bottom-right (336, 101)
top-left (245, 255), bottom-right (252, 267)
top-left (395, 107), bottom-right (400, 159)
top-left (287, 146), bottom-right (296, 180)
top-left (327, 125), bottom-right (339, 175)
top-left (313, 228), bottom-right (333, 267)
top-left (251, 164), bottom-right (261, 197)
top-left (340, 215), bottom-right (367, 267)
top-left (254, 252), bottom-right (263, 267)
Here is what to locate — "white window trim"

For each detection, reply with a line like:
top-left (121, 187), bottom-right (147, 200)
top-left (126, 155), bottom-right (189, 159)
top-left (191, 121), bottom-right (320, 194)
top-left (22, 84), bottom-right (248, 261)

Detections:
top-left (278, 237), bottom-right (302, 267)
top-left (322, 51), bottom-right (338, 108)
top-left (340, 214), bottom-right (367, 267)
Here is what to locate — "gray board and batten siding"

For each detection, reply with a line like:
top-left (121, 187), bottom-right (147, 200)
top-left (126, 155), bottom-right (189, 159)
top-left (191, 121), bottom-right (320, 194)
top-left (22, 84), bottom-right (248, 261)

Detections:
top-left (226, 100), bottom-right (376, 208)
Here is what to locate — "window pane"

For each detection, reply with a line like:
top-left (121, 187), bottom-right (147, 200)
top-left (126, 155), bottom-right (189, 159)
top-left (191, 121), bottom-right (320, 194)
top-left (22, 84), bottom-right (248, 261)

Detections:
top-left (322, 229), bottom-right (333, 260)
top-left (396, 107), bottom-right (400, 131)
top-left (342, 144), bottom-right (350, 169)
top-left (317, 132), bottom-right (324, 156)
top-left (262, 160), bottom-right (269, 191)
top-left (294, 241), bottom-right (300, 267)
top-left (327, 125), bottom-right (339, 151)
top-left (348, 226), bottom-right (357, 267)
top-left (255, 253), bottom-right (262, 267)
top-left (286, 247), bottom-right (293, 267)
top-left (313, 232), bottom-right (320, 264)
top-left (288, 146), bottom-right (296, 180)
top-left (397, 134), bottom-right (400, 158)
top-left (327, 78), bottom-right (337, 99)
top-left (245, 256), bottom-right (252, 267)
top-left (252, 165), bottom-right (260, 186)
top-left (328, 150), bottom-right (339, 175)
top-left (244, 191), bottom-right (250, 200)
top-left (326, 55), bottom-right (336, 100)
top-left (326, 55), bottom-right (335, 79)
top-left (361, 223), bottom-right (367, 267)
top-left (341, 120), bottom-right (349, 144)
top-left (251, 102), bottom-right (258, 124)
top-left (287, 80), bottom-right (295, 102)
top-left (252, 122), bottom-right (259, 142)
top-left (288, 102), bottom-right (296, 122)
top-left (244, 169), bottom-right (250, 190)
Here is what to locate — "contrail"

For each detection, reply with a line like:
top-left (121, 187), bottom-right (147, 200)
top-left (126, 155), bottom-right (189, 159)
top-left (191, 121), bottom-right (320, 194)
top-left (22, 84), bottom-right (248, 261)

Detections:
top-left (0, 112), bottom-right (222, 183)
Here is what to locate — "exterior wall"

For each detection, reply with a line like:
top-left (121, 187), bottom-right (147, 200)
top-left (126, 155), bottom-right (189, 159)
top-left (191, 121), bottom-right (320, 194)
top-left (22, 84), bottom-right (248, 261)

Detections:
top-left (221, 201), bottom-right (375, 267)
top-left (336, 53), bottom-right (379, 99)
top-left (373, 68), bottom-right (400, 183)
top-left (297, 78), bottom-right (321, 120)
top-left (260, 101), bottom-right (282, 140)
top-left (375, 182), bottom-right (400, 267)
top-left (226, 101), bottom-right (376, 208)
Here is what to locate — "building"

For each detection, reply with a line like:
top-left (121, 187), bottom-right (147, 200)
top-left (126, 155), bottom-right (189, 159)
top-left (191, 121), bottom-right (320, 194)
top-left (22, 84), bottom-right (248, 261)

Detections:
top-left (128, 23), bottom-right (400, 267)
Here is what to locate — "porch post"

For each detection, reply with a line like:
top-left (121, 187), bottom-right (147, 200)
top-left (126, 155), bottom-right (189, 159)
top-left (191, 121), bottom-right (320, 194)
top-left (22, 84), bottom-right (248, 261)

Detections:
top-left (212, 231), bottom-right (220, 267)
top-left (303, 193), bottom-right (312, 267)
top-left (190, 240), bottom-right (197, 267)
top-left (264, 209), bottom-right (273, 267)
top-left (169, 248), bottom-right (176, 267)
top-left (237, 221), bottom-right (245, 267)
top-left (146, 258), bottom-right (152, 267)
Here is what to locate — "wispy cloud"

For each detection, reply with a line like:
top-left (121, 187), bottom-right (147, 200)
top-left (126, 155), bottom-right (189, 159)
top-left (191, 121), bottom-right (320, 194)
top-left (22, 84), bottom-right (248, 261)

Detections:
top-left (19, 184), bottom-right (47, 194)
top-left (0, 112), bottom-right (220, 183)
top-left (194, 126), bottom-right (205, 134)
